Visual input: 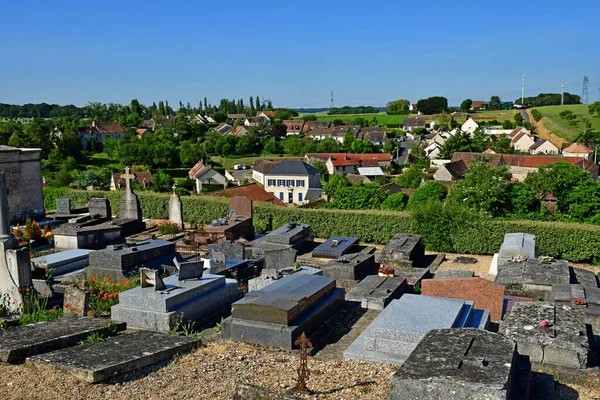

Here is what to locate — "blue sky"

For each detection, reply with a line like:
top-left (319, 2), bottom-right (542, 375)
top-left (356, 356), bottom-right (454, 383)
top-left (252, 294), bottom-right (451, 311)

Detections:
top-left (1, 0), bottom-right (599, 108)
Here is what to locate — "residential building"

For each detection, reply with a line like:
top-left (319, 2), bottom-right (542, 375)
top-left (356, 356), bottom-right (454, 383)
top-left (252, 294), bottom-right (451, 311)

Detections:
top-left (214, 123), bottom-right (234, 135)
top-left (283, 120), bottom-right (308, 136)
top-left (409, 103), bottom-right (418, 112)
top-left (510, 129), bottom-right (536, 152)
top-left (136, 128), bottom-right (150, 137)
top-left (210, 183), bottom-right (286, 206)
top-left (257, 159), bottom-right (322, 205)
top-left (305, 121), bottom-right (331, 131)
top-left (227, 114), bottom-right (247, 123)
top-left (433, 160), bottom-right (467, 182)
top-left (529, 139), bottom-right (559, 155)
top-left (225, 167), bottom-right (252, 185)
top-left (346, 173), bottom-right (371, 185)
top-left (470, 101), bottom-right (486, 111)
top-left (563, 143), bottom-right (593, 160)
top-left (142, 119), bottom-right (156, 130)
top-left (230, 126), bottom-right (249, 137)
top-left (257, 110), bottom-right (276, 120)
top-left (357, 166), bottom-right (384, 178)
top-left (403, 117), bottom-right (426, 132)
top-left (424, 142), bottom-right (442, 160)
top-left (77, 120), bottom-right (125, 149)
top-left (188, 162), bottom-right (227, 193)
top-left (304, 153), bottom-right (391, 175)
top-left (484, 127), bottom-right (514, 136)
top-left (110, 171), bottom-right (153, 191)
top-left (461, 118), bottom-right (479, 135)
top-left (306, 126), bottom-right (335, 141)
top-left (356, 127), bottom-right (388, 145)
top-left (483, 148), bottom-right (497, 154)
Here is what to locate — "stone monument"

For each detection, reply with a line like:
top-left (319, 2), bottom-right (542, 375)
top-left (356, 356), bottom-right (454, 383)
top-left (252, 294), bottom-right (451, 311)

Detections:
top-left (119, 167), bottom-right (143, 221)
top-left (168, 185), bottom-right (184, 230)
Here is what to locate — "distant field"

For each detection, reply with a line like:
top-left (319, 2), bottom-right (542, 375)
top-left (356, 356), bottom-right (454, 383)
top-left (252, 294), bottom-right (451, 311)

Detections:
top-left (533, 104), bottom-right (599, 143)
top-left (302, 113), bottom-right (407, 125)
top-left (85, 153), bottom-right (122, 170)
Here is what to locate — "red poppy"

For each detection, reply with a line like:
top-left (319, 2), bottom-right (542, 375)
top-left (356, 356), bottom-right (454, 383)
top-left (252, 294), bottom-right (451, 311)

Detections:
top-left (45, 269), bottom-right (50, 273)
top-left (103, 276), bottom-right (110, 281)
top-left (71, 307), bottom-right (77, 312)
top-left (50, 309), bottom-right (55, 313)
top-left (64, 303), bottom-right (71, 308)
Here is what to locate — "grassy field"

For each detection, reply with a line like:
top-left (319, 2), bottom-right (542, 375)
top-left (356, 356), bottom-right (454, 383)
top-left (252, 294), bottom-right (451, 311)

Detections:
top-left (533, 104), bottom-right (599, 143)
top-left (85, 153), bottom-right (122, 170)
top-left (300, 113), bottom-right (407, 125)
top-left (210, 155), bottom-right (301, 169)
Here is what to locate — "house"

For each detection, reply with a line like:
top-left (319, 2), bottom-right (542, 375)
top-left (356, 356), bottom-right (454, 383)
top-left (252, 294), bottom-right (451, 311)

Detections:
top-left (428, 132), bottom-right (449, 147)
top-left (142, 119), bottom-right (156, 131)
top-left (433, 160), bottom-right (468, 182)
top-left (424, 142), bottom-right (441, 160)
top-left (160, 116), bottom-right (178, 128)
top-left (563, 143), bottom-right (593, 160)
top-left (357, 166), bottom-right (384, 178)
top-left (283, 120), bottom-right (308, 136)
top-left (304, 153), bottom-right (392, 175)
top-left (110, 171), bottom-right (153, 191)
top-left (336, 125), bottom-right (361, 141)
top-left (403, 117), bottom-right (426, 132)
top-left (257, 159), bottom-right (322, 205)
top-left (510, 129), bottom-right (536, 152)
top-left (210, 183), bottom-right (286, 206)
top-left (484, 127), bottom-right (514, 136)
top-left (306, 121), bottom-right (331, 131)
top-left (346, 174), bottom-right (371, 185)
top-left (483, 148), bottom-right (497, 154)
top-left (470, 101), bottom-right (486, 111)
top-left (461, 118), bottom-right (479, 135)
top-left (136, 128), bottom-right (150, 137)
top-left (227, 114), bottom-right (247, 123)
top-left (204, 115), bottom-right (216, 123)
top-left (356, 127), bottom-right (388, 145)
top-left (214, 123), bottom-right (234, 135)
top-left (191, 115), bottom-right (209, 124)
top-left (188, 162), bottom-right (227, 193)
top-left (257, 110), bottom-right (277, 120)
top-left (409, 104), bottom-right (418, 112)
top-left (225, 167), bottom-right (252, 185)
top-left (77, 120), bottom-right (125, 149)
top-left (306, 126), bottom-right (335, 141)
top-left (230, 126), bottom-right (249, 137)
top-left (529, 139), bottom-right (559, 155)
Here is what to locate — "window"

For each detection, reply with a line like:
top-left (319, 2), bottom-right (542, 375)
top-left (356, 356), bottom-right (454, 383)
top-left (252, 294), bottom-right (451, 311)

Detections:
top-left (296, 180), bottom-right (305, 187)
top-left (277, 179), bottom-right (286, 186)
top-left (267, 179), bottom-right (276, 186)
top-left (279, 192), bottom-right (284, 201)
top-left (298, 192), bottom-right (303, 202)
top-left (287, 180), bottom-right (295, 187)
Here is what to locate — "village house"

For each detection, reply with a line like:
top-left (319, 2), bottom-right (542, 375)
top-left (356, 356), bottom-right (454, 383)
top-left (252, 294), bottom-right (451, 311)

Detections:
top-left (529, 139), bottom-right (559, 155)
top-left (253, 159), bottom-right (322, 205)
top-left (283, 120), bottom-right (308, 136)
top-left (305, 121), bottom-right (331, 131)
top-left (227, 113), bottom-right (247, 124)
top-left (409, 103), bottom-right (420, 114)
top-left (304, 153), bottom-right (391, 175)
top-left (209, 183), bottom-right (286, 206)
top-left (461, 118), bottom-right (479, 135)
top-left (110, 171), bottom-right (153, 191)
top-left (469, 101), bottom-right (486, 111)
top-left (77, 121), bottom-right (125, 149)
top-left (305, 126), bottom-right (335, 141)
top-left (346, 173), bottom-right (371, 185)
top-left (230, 126), bottom-right (249, 137)
top-left (424, 142), bottom-right (442, 160)
top-left (509, 127), bottom-right (536, 152)
top-left (136, 128), bottom-right (150, 138)
top-left (563, 142), bottom-right (593, 160)
top-left (403, 117), bottom-right (426, 132)
top-left (433, 160), bottom-right (468, 182)
top-left (188, 162), bottom-right (228, 193)
top-left (356, 127), bottom-right (388, 145)
top-left (214, 123), bottom-right (234, 135)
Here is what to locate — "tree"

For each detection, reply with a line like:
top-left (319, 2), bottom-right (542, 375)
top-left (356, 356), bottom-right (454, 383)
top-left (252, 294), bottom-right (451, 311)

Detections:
top-left (302, 115), bottom-right (318, 121)
top-left (73, 169), bottom-right (110, 189)
top-left (214, 135), bottom-right (237, 156)
top-left (323, 174), bottom-right (351, 197)
top-left (489, 96), bottom-right (502, 111)
top-left (350, 140), bottom-right (375, 154)
top-left (330, 183), bottom-right (388, 210)
top-left (386, 99), bottom-right (410, 115)
top-left (316, 138), bottom-right (341, 153)
top-left (460, 99), bottom-right (473, 113)
top-left (307, 157), bottom-right (328, 177)
top-left (439, 131), bottom-right (476, 159)
top-left (380, 192), bottom-right (409, 211)
top-left (212, 112), bottom-right (227, 123)
top-left (263, 139), bottom-right (283, 154)
top-left (416, 96), bottom-right (448, 115)
top-left (343, 132), bottom-right (355, 150)
top-left (563, 179), bottom-right (600, 221)
top-left (447, 162), bottom-right (510, 216)
top-left (8, 118), bottom-right (53, 158)
top-left (153, 171), bottom-right (175, 193)
top-left (492, 134), bottom-right (512, 154)
top-left (589, 101), bottom-right (600, 117)
top-left (514, 112), bottom-right (524, 125)
top-left (274, 109), bottom-right (298, 120)
top-left (410, 142), bottom-right (426, 162)
top-left (394, 165), bottom-right (424, 189)
top-left (406, 181), bottom-right (447, 210)
top-left (505, 183), bottom-right (540, 217)
top-left (179, 141), bottom-right (206, 166)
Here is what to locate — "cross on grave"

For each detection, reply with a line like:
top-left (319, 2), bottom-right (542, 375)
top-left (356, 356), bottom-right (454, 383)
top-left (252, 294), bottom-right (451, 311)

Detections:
top-left (172, 183), bottom-right (177, 195)
top-left (294, 332), bottom-right (313, 394)
top-left (121, 167), bottom-right (134, 193)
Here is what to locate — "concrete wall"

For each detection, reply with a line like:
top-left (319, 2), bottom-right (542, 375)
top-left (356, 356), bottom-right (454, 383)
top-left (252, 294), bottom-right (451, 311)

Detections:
top-left (0, 147), bottom-right (44, 223)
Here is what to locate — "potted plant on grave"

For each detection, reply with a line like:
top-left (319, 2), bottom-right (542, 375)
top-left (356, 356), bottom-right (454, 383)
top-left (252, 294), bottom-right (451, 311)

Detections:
top-left (156, 221), bottom-right (180, 236)
top-left (378, 265), bottom-right (394, 277)
top-left (293, 263), bottom-right (301, 271)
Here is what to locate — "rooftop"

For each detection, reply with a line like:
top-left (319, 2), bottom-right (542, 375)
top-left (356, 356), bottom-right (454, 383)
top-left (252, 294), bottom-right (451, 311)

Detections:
top-left (210, 183), bottom-right (286, 206)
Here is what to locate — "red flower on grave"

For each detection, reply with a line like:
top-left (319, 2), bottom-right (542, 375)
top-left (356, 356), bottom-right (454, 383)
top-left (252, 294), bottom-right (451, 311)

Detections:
top-left (103, 276), bottom-right (110, 281)
top-left (11, 301), bottom-right (16, 305)
top-left (71, 307), bottom-right (77, 312)
top-left (64, 303), bottom-right (71, 309)
top-left (50, 309), bottom-right (55, 313)
top-left (45, 269), bottom-right (49, 273)
top-left (17, 288), bottom-right (21, 293)
top-left (117, 291), bottom-right (120, 295)
top-left (29, 254), bottom-right (34, 259)
top-left (124, 280), bottom-right (129, 286)
top-left (26, 288), bottom-right (30, 292)
top-left (43, 287), bottom-right (47, 291)
top-left (574, 298), bottom-right (585, 305)
top-left (539, 320), bottom-right (549, 328)
top-left (90, 276), bottom-right (98, 281)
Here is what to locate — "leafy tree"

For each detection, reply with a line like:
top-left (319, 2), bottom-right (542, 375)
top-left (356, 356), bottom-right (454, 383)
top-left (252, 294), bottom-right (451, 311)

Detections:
top-left (270, 123), bottom-right (287, 139)
top-left (214, 135), bottom-right (237, 156)
top-left (8, 118), bottom-right (53, 158)
top-left (274, 109), bottom-right (298, 120)
top-left (51, 165), bottom-right (73, 187)
top-left (589, 101), bottom-right (600, 117)
top-left (179, 140), bottom-right (206, 166)
top-left (316, 137), bottom-right (341, 153)
top-left (492, 134), bottom-right (512, 154)
top-left (307, 157), bottom-right (327, 176)
top-left (212, 112), bottom-right (227, 123)
top-left (406, 181), bottom-right (447, 210)
top-left (386, 99), bottom-right (410, 115)
top-left (505, 183), bottom-right (540, 217)
top-left (410, 142), bottom-right (426, 162)
top-left (352, 117), bottom-right (368, 127)
top-left (302, 115), bottom-right (318, 121)
top-left (330, 183), bottom-right (388, 210)
top-left (514, 112), bottom-right (524, 125)
top-left (563, 179), bottom-right (600, 221)
top-left (489, 96), bottom-right (502, 111)
top-left (343, 132), bottom-right (355, 150)
top-left (416, 96), bottom-right (448, 115)
top-left (460, 99), bottom-right (473, 113)
top-left (380, 192), bottom-right (409, 211)
top-left (439, 131), bottom-right (476, 159)
top-left (153, 171), bottom-right (175, 193)
top-left (263, 139), bottom-right (283, 154)
top-left (447, 162), bottom-right (510, 216)
top-left (73, 169), bottom-right (110, 189)
top-left (394, 165), bottom-right (424, 189)
top-left (323, 174), bottom-right (351, 197)
top-left (383, 140), bottom-right (395, 153)
top-left (236, 134), bottom-right (259, 155)
top-left (351, 139), bottom-right (375, 154)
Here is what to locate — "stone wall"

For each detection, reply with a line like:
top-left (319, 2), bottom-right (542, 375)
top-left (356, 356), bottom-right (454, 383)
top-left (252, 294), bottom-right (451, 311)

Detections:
top-left (0, 147), bottom-right (44, 223)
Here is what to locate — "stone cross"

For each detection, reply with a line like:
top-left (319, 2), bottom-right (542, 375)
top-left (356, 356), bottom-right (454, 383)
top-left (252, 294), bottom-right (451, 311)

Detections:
top-left (172, 183), bottom-right (177, 195)
top-left (0, 172), bottom-right (10, 237)
top-left (120, 167), bottom-right (133, 194)
top-left (294, 332), bottom-right (313, 394)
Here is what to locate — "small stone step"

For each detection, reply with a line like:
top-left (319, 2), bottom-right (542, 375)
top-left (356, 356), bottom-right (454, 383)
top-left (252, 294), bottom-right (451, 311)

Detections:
top-left (0, 317), bottom-right (126, 364)
top-left (27, 330), bottom-right (201, 383)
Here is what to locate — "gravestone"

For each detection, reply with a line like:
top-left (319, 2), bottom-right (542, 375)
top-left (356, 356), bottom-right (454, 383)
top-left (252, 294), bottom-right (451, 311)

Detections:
top-left (344, 295), bottom-right (490, 365)
top-left (320, 253), bottom-right (376, 281)
top-left (112, 271), bottom-right (243, 331)
top-left (88, 198), bottom-right (111, 219)
top-left (0, 317), bottom-right (125, 363)
top-left (495, 257), bottom-right (569, 298)
top-left (55, 198), bottom-right (71, 215)
top-left (118, 167), bottom-right (143, 221)
top-left (422, 277), bottom-right (505, 321)
top-left (62, 285), bottom-right (90, 317)
top-left (548, 284), bottom-right (600, 336)
top-left (87, 240), bottom-right (179, 280)
top-left (345, 275), bottom-right (408, 310)
top-left (264, 247), bottom-right (297, 270)
top-left (208, 241), bottom-right (245, 261)
top-left (229, 196), bottom-right (252, 218)
top-left (312, 236), bottom-right (358, 258)
top-left (174, 257), bottom-right (204, 280)
top-left (247, 266), bottom-right (322, 292)
top-left (498, 233), bottom-right (538, 259)
top-left (434, 269), bottom-right (474, 279)
top-left (168, 187), bottom-right (184, 229)
top-left (500, 302), bottom-right (590, 369)
top-left (30, 249), bottom-right (94, 277)
top-left (377, 233), bottom-right (425, 269)
top-left (0, 172), bottom-right (31, 312)
top-left (27, 330), bottom-right (201, 383)
top-left (222, 274), bottom-right (345, 349)
top-left (387, 328), bottom-right (551, 400)
top-left (260, 222), bottom-right (312, 252)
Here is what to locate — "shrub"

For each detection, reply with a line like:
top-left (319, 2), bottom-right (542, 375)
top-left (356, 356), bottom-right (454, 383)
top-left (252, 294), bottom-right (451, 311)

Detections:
top-left (394, 165), bottom-right (424, 189)
top-left (381, 192), bottom-right (409, 211)
top-left (531, 109), bottom-right (542, 122)
top-left (407, 181), bottom-right (446, 210)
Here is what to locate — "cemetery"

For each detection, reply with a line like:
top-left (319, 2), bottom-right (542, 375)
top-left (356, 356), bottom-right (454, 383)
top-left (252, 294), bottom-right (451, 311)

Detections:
top-left (0, 165), bottom-right (598, 399)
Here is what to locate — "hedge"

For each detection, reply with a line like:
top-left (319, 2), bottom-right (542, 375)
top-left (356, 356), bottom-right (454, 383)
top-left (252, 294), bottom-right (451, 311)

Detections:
top-left (43, 189), bottom-right (600, 263)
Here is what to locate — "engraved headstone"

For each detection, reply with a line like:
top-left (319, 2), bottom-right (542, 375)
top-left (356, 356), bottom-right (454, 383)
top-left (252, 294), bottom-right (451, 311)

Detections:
top-left (56, 198), bottom-right (71, 215)
top-left (168, 186), bottom-right (184, 229)
top-left (119, 167), bottom-right (142, 221)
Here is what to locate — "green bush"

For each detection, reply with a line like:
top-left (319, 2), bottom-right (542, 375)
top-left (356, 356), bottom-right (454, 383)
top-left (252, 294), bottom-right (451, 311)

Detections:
top-left (407, 181), bottom-right (446, 210)
top-left (381, 192), bottom-right (409, 211)
top-left (44, 189), bottom-right (600, 262)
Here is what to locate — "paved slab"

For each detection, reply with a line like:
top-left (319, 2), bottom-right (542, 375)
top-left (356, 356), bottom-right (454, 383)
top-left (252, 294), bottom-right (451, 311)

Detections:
top-left (27, 330), bottom-right (201, 383)
top-left (320, 253), bottom-right (376, 281)
top-left (346, 276), bottom-right (408, 310)
top-left (0, 318), bottom-right (126, 363)
top-left (312, 236), bottom-right (358, 258)
top-left (434, 269), bottom-right (474, 279)
top-left (377, 233), bottom-right (425, 268)
top-left (31, 249), bottom-right (94, 276)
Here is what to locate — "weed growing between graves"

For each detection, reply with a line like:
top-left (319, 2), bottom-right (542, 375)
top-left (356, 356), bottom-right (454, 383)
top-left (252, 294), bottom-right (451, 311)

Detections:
top-left (19, 289), bottom-right (62, 325)
top-left (213, 317), bottom-right (224, 334)
top-left (169, 312), bottom-right (201, 338)
top-left (85, 274), bottom-right (140, 315)
top-left (78, 322), bottom-right (119, 345)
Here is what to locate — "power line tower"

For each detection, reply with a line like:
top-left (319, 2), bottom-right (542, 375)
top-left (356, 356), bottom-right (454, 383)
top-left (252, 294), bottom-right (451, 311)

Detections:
top-left (521, 74), bottom-right (525, 105)
top-left (330, 91), bottom-right (334, 109)
top-left (582, 76), bottom-right (589, 104)
top-left (561, 84), bottom-right (565, 105)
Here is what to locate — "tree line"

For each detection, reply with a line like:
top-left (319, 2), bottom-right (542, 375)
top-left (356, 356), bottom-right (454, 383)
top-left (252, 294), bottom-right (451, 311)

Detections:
top-left (515, 93), bottom-right (581, 107)
top-left (328, 106), bottom-right (383, 115)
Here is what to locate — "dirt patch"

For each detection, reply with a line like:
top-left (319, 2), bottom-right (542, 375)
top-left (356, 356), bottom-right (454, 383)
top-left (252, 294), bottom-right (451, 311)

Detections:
top-left (528, 110), bottom-right (569, 148)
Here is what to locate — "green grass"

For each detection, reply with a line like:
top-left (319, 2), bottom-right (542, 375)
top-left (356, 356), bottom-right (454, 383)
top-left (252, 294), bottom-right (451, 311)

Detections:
top-left (534, 104), bottom-right (600, 131)
top-left (303, 113), bottom-right (407, 125)
top-left (210, 155), bottom-right (300, 170)
top-left (85, 153), bottom-right (122, 170)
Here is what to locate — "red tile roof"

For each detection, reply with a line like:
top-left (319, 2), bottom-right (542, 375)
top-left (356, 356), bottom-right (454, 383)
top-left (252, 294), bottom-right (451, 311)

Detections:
top-left (305, 153), bottom-right (391, 163)
top-left (112, 171), bottom-right (153, 187)
top-left (78, 121), bottom-right (125, 135)
top-left (188, 162), bottom-right (213, 179)
top-left (210, 183), bottom-right (286, 206)
top-left (257, 111), bottom-right (276, 118)
top-left (452, 152), bottom-right (598, 173)
top-left (563, 142), bottom-right (593, 154)
top-left (470, 101), bottom-right (486, 109)
top-left (283, 120), bottom-right (307, 134)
